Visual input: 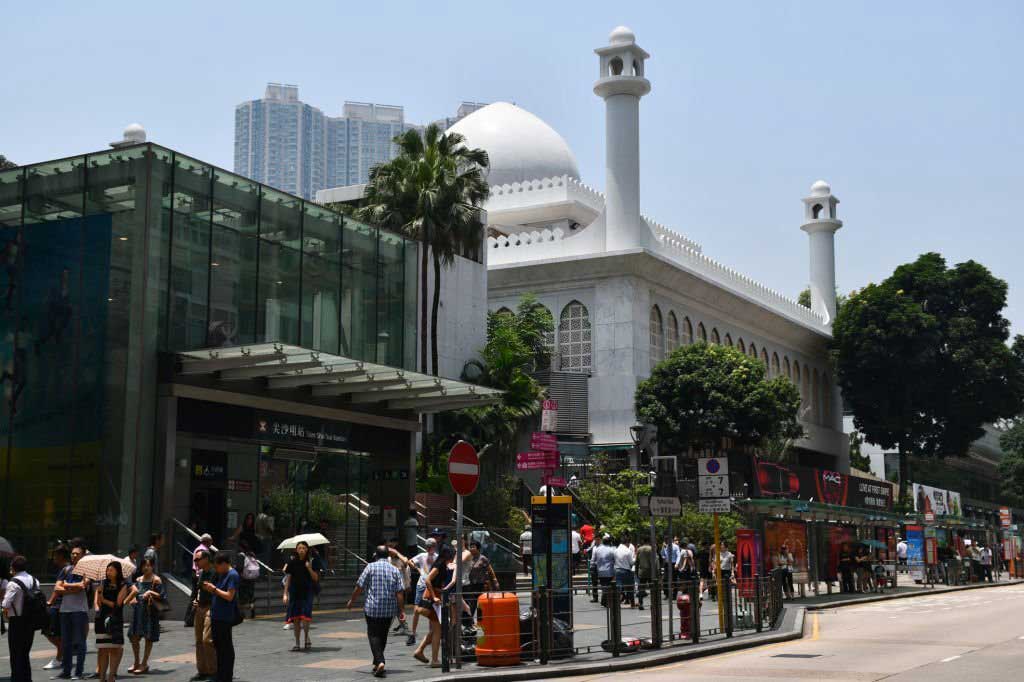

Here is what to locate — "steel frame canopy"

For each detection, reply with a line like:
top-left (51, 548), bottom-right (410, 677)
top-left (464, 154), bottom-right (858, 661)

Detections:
top-left (176, 343), bottom-right (502, 414)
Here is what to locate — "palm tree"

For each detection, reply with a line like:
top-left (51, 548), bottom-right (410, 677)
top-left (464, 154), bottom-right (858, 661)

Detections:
top-left (358, 124), bottom-right (489, 375)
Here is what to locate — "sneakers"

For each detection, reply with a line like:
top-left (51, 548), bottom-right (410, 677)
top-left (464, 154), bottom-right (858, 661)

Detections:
top-left (283, 622), bottom-right (293, 630)
top-left (43, 660), bottom-right (62, 670)
top-left (406, 634), bottom-right (416, 646)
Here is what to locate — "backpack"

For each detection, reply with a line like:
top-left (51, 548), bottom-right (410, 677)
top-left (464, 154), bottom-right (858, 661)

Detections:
top-left (241, 554), bottom-right (260, 580)
top-left (11, 577), bottom-right (49, 632)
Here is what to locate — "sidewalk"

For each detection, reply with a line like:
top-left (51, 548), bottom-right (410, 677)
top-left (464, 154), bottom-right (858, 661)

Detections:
top-left (3, 575), bottom-right (1019, 682)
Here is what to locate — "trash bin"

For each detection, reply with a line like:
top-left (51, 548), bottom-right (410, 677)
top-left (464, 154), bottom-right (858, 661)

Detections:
top-left (476, 592), bottom-right (521, 666)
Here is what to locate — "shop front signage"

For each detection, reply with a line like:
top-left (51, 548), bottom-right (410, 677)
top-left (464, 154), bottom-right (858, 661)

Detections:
top-left (1000, 506), bottom-right (1012, 528)
top-left (753, 459), bottom-right (894, 511)
top-left (227, 479), bottom-right (253, 492)
top-left (912, 482), bottom-right (962, 517)
top-left (192, 449), bottom-right (227, 481)
top-left (254, 412), bottom-right (350, 447)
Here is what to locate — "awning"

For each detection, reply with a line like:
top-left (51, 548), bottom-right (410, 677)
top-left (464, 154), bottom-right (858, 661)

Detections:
top-left (175, 343), bottom-right (503, 414)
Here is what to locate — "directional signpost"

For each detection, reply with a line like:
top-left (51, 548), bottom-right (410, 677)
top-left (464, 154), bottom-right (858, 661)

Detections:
top-left (697, 456), bottom-right (730, 633)
top-left (540, 399), bottom-right (558, 432)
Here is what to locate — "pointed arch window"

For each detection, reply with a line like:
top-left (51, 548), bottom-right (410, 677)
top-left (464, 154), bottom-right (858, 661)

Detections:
top-left (724, 333), bottom-right (733, 347)
top-left (711, 328), bottom-right (721, 345)
top-left (772, 352), bottom-right (780, 377)
top-left (495, 306), bottom-right (514, 317)
top-left (784, 356), bottom-right (791, 380)
top-left (761, 348), bottom-right (769, 368)
top-left (666, 311), bottom-right (679, 353)
top-left (682, 317), bottom-right (693, 345)
top-left (697, 322), bottom-right (707, 342)
top-left (558, 300), bottom-right (592, 373)
top-left (749, 342), bottom-right (758, 359)
top-left (649, 305), bottom-right (664, 369)
top-left (737, 338), bottom-right (746, 354)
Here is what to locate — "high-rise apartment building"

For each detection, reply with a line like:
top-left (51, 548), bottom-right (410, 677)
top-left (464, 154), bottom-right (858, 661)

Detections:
top-left (236, 85), bottom-right (487, 199)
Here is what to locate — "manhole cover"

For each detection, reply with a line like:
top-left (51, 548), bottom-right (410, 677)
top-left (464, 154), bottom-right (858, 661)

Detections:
top-left (771, 654), bottom-right (822, 659)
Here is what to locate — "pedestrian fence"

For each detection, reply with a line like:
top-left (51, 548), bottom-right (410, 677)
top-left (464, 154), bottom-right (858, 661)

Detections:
top-left (438, 574), bottom-right (784, 672)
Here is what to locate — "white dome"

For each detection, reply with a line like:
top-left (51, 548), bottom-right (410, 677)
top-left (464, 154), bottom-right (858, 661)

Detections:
top-left (123, 123), bottom-right (146, 143)
top-left (447, 102), bottom-right (580, 187)
top-left (810, 179), bottom-right (831, 196)
top-left (609, 25), bottom-right (636, 45)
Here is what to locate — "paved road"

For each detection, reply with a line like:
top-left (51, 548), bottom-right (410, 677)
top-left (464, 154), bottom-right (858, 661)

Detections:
top-left (563, 584), bottom-right (1024, 681)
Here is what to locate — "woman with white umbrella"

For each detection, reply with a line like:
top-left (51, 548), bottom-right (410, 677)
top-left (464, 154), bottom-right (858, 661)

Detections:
top-left (283, 541), bottom-right (320, 651)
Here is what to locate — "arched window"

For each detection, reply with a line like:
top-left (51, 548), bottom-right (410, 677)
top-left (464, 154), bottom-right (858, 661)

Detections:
top-left (711, 328), bottom-right (720, 345)
top-left (682, 317), bottom-right (693, 345)
top-left (737, 338), bottom-right (746, 354)
top-left (772, 352), bottom-right (780, 377)
top-left (697, 322), bottom-right (707, 342)
top-left (749, 342), bottom-right (758, 359)
top-left (812, 203), bottom-right (823, 219)
top-left (558, 301), bottom-right (592, 374)
top-left (761, 348), bottom-right (769, 368)
top-left (649, 305), bottom-right (664, 369)
top-left (610, 56), bottom-right (624, 76)
top-left (724, 333), bottom-right (733, 347)
top-left (812, 369), bottom-right (821, 424)
top-left (783, 356), bottom-right (791, 379)
top-left (666, 311), bottom-right (679, 353)
top-left (495, 306), bottom-right (514, 317)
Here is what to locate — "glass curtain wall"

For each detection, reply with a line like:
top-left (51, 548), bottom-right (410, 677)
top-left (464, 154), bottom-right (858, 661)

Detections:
top-left (0, 144), bottom-right (416, 571)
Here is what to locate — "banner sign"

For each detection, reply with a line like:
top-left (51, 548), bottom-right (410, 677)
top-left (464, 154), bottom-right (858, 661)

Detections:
top-left (912, 482), bottom-right (962, 517)
top-left (753, 459), bottom-right (894, 511)
top-left (764, 520), bottom-right (809, 584)
top-left (517, 451), bottom-right (559, 470)
top-left (1000, 506), bottom-right (1011, 528)
top-left (530, 432), bottom-right (558, 452)
top-left (905, 525), bottom-right (925, 581)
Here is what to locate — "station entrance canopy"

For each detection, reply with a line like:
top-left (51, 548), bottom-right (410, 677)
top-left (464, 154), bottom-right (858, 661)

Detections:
top-left (175, 343), bottom-right (502, 417)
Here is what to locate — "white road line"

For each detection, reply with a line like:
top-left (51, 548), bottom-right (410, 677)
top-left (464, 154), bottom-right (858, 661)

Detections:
top-left (940, 655), bottom-right (961, 663)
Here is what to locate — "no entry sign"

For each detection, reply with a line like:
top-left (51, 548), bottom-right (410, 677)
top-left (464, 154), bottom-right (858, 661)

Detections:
top-left (448, 440), bottom-right (480, 496)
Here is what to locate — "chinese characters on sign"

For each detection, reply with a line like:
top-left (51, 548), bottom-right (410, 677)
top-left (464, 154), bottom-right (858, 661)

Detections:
top-left (255, 413), bottom-right (349, 446)
top-left (540, 399), bottom-right (558, 432)
top-left (698, 456), bottom-right (730, 515)
top-left (517, 451), bottom-right (559, 470)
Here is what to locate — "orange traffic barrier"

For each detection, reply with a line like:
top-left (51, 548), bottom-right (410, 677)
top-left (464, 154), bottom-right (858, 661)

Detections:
top-left (475, 591), bottom-right (521, 666)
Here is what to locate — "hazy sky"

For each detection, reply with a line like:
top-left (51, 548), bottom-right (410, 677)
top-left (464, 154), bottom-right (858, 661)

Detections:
top-left (2, 2), bottom-right (1021, 335)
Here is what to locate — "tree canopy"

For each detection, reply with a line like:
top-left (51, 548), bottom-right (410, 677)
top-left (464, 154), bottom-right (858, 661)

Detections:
top-left (998, 421), bottom-right (1024, 507)
top-left (0, 155), bottom-right (16, 170)
top-left (635, 342), bottom-right (803, 456)
top-left (832, 253), bottom-right (1024, 500)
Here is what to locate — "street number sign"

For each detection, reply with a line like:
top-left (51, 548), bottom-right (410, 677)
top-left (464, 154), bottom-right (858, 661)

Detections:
top-left (698, 475), bottom-right (729, 498)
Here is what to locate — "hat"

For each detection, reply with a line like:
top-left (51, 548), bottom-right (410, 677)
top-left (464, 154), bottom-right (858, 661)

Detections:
top-left (425, 538), bottom-right (438, 548)
top-left (431, 527), bottom-right (447, 537)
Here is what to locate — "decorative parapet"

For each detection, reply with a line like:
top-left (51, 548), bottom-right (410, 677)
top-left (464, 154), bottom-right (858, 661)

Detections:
top-left (487, 174), bottom-right (606, 214)
top-left (488, 225), bottom-right (566, 250)
top-left (654, 236), bottom-right (826, 327)
top-left (647, 216), bottom-right (701, 253)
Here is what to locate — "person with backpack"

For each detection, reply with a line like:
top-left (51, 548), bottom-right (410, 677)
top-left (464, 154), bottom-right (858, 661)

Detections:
top-left (3, 554), bottom-right (45, 681)
top-left (237, 542), bottom-right (260, 620)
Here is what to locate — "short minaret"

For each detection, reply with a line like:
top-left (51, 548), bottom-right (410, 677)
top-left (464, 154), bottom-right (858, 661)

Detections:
top-left (800, 180), bottom-right (843, 324)
top-left (594, 26), bottom-right (652, 251)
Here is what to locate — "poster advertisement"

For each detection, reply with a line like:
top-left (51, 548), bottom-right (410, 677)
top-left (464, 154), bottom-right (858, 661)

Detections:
top-left (735, 529), bottom-right (762, 598)
top-left (754, 459), bottom-right (893, 511)
top-left (827, 526), bottom-right (856, 581)
top-left (764, 520), bottom-right (808, 582)
top-left (912, 483), bottom-right (962, 517)
top-left (905, 525), bottom-right (924, 581)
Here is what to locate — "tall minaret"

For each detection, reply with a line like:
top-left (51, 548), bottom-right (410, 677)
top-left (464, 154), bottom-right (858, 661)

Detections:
top-left (800, 180), bottom-right (843, 324)
top-left (594, 26), bottom-right (652, 251)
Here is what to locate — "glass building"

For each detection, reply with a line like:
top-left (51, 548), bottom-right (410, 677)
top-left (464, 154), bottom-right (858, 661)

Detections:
top-left (0, 142), bottom-right (497, 574)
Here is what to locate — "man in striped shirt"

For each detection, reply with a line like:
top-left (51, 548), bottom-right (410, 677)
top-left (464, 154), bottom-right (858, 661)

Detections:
top-left (348, 546), bottom-right (405, 678)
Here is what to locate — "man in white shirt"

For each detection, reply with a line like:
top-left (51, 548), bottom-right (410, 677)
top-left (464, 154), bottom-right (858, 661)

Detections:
top-left (570, 529), bottom-right (583, 574)
top-left (3, 555), bottom-right (37, 682)
top-left (979, 545), bottom-right (993, 582)
top-left (896, 538), bottom-right (908, 573)
top-left (613, 537), bottom-right (636, 608)
top-left (519, 529), bottom-right (532, 575)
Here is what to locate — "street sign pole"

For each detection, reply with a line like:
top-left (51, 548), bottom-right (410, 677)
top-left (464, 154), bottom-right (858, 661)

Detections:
top-left (649, 512), bottom-right (661, 646)
top-left (713, 511), bottom-right (725, 634)
top-left (454, 493), bottom-right (464, 669)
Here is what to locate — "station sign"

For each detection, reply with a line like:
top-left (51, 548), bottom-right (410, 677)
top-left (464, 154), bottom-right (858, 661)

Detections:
top-left (517, 451), bottom-right (559, 470)
top-left (530, 432), bottom-right (558, 452)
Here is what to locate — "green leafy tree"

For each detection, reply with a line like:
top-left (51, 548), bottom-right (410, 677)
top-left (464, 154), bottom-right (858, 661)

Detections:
top-left (798, 287), bottom-right (811, 308)
top-left (635, 342), bottom-right (803, 457)
top-left (998, 421), bottom-right (1024, 507)
top-left (0, 155), bottom-right (16, 170)
top-left (832, 253), bottom-right (1024, 503)
top-left (575, 469), bottom-right (653, 539)
top-left (848, 432), bottom-right (873, 473)
top-left (357, 125), bottom-right (489, 376)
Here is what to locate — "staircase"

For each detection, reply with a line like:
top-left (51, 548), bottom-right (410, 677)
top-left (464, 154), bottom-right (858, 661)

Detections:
top-left (251, 574), bottom-right (362, 617)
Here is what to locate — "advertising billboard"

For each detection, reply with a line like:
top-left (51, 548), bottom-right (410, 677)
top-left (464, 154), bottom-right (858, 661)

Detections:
top-left (912, 483), bottom-right (962, 517)
top-left (753, 459), bottom-right (894, 511)
top-left (764, 520), bottom-right (809, 582)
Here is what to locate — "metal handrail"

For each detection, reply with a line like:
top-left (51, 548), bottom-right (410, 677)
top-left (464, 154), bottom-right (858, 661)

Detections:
top-left (171, 517), bottom-right (274, 573)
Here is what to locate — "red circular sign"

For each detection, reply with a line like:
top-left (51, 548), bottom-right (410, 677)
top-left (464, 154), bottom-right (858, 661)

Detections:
top-left (448, 441), bottom-right (480, 496)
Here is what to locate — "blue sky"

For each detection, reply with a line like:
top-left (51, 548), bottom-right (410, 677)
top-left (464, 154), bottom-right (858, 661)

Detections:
top-left (2, 1), bottom-right (1021, 335)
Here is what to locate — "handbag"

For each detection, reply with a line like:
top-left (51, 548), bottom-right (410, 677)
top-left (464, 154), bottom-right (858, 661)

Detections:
top-left (184, 602), bottom-right (195, 628)
top-left (231, 602), bottom-right (244, 627)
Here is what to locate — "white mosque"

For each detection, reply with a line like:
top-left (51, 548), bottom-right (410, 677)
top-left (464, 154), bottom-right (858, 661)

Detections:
top-left (449, 26), bottom-right (848, 468)
top-left (318, 26), bottom-right (848, 469)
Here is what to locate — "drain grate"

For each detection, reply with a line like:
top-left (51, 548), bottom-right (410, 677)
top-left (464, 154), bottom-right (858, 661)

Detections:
top-left (771, 654), bottom-right (822, 659)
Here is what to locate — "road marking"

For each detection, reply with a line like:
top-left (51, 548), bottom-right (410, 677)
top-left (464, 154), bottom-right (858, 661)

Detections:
top-left (941, 655), bottom-right (961, 663)
top-left (812, 614), bottom-right (819, 641)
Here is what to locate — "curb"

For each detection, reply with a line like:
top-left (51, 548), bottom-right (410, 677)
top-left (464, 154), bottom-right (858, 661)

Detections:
top-left (421, 579), bottom-right (1023, 682)
top-left (802, 578), bottom-right (1024, 612)
top-left (424, 606), bottom-right (806, 682)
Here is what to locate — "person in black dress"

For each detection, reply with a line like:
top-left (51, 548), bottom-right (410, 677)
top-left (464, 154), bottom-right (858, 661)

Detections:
top-left (283, 541), bottom-right (320, 651)
top-left (94, 561), bottom-right (130, 682)
top-left (411, 544), bottom-right (453, 668)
